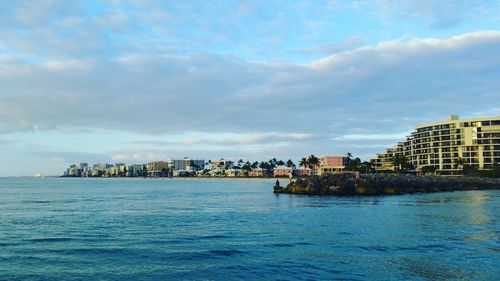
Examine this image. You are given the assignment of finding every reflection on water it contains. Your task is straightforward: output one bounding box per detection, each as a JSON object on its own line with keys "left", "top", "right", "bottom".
{"left": 396, "top": 257, "right": 478, "bottom": 281}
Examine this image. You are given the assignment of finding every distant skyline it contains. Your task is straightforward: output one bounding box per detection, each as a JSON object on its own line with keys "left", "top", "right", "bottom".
{"left": 1, "top": 1, "right": 500, "bottom": 176}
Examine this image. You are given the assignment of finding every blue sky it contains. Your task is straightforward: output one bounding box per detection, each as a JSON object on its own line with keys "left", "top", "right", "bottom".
{"left": 1, "top": 0, "right": 500, "bottom": 176}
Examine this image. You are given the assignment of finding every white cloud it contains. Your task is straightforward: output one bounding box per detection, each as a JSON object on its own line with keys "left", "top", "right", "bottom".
{"left": 1, "top": 31, "right": 500, "bottom": 164}
{"left": 43, "top": 59, "right": 91, "bottom": 71}
{"left": 332, "top": 133, "right": 409, "bottom": 141}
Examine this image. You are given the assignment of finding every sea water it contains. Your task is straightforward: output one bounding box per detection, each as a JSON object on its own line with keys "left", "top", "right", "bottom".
{"left": 0, "top": 177, "right": 498, "bottom": 280}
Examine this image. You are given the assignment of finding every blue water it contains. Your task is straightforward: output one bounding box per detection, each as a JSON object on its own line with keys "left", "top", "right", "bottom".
{"left": 0, "top": 178, "right": 498, "bottom": 280}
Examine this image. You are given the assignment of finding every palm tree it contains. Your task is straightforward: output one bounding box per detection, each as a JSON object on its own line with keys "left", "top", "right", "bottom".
{"left": 299, "top": 157, "right": 308, "bottom": 168}
{"left": 345, "top": 152, "right": 354, "bottom": 171}
{"left": 307, "top": 155, "right": 320, "bottom": 171}
{"left": 454, "top": 157, "right": 466, "bottom": 174}
{"left": 360, "top": 161, "right": 372, "bottom": 174}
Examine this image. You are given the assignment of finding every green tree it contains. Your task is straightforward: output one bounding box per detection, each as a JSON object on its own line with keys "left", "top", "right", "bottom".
{"left": 359, "top": 161, "right": 372, "bottom": 174}
{"left": 286, "top": 159, "right": 295, "bottom": 168}
{"left": 463, "top": 164, "right": 479, "bottom": 176}
{"left": 454, "top": 157, "right": 466, "bottom": 174}
{"left": 344, "top": 152, "right": 355, "bottom": 171}
{"left": 421, "top": 165, "right": 437, "bottom": 175}
{"left": 344, "top": 153, "right": 362, "bottom": 171}
{"left": 299, "top": 157, "right": 308, "bottom": 168}
{"left": 242, "top": 161, "right": 252, "bottom": 176}
{"left": 493, "top": 162, "right": 500, "bottom": 178}
{"left": 307, "top": 155, "right": 320, "bottom": 170}
{"left": 392, "top": 155, "right": 409, "bottom": 173}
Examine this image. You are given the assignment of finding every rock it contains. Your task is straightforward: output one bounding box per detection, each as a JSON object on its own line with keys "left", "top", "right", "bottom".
{"left": 274, "top": 173, "right": 500, "bottom": 196}
{"left": 383, "top": 187, "right": 396, "bottom": 195}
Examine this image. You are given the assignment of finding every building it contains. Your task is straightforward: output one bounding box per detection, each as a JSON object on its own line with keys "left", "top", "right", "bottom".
{"left": 126, "top": 164, "right": 145, "bottom": 177}
{"left": 67, "top": 164, "right": 81, "bottom": 177}
{"left": 317, "top": 156, "right": 347, "bottom": 175}
{"left": 147, "top": 161, "right": 169, "bottom": 177}
{"left": 209, "top": 158, "right": 233, "bottom": 170}
{"left": 248, "top": 168, "right": 271, "bottom": 177}
{"left": 273, "top": 165, "right": 293, "bottom": 177}
{"left": 173, "top": 170, "right": 192, "bottom": 177}
{"left": 293, "top": 167, "right": 314, "bottom": 177}
{"left": 371, "top": 115, "right": 500, "bottom": 175}
{"left": 225, "top": 168, "right": 242, "bottom": 177}
{"left": 169, "top": 158, "right": 205, "bottom": 172}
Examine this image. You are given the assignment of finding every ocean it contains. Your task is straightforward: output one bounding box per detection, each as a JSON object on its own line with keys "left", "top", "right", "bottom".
{"left": 0, "top": 177, "right": 498, "bottom": 280}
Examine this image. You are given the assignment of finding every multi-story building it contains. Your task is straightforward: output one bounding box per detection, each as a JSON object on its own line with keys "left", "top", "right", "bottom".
{"left": 225, "top": 168, "right": 242, "bottom": 177}
{"left": 248, "top": 168, "right": 271, "bottom": 177}
{"left": 371, "top": 115, "right": 500, "bottom": 175}
{"left": 273, "top": 165, "right": 293, "bottom": 177}
{"left": 293, "top": 167, "right": 315, "bottom": 177}
{"left": 209, "top": 158, "right": 233, "bottom": 170}
{"left": 147, "top": 161, "right": 169, "bottom": 177}
{"left": 169, "top": 158, "right": 205, "bottom": 172}
{"left": 126, "top": 164, "right": 145, "bottom": 177}
{"left": 317, "top": 156, "right": 347, "bottom": 175}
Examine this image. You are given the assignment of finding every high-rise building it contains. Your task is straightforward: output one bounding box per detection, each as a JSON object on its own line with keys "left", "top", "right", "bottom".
{"left": 168, "top": 157, "right": 205, "bottom": 171}
{"left": 147, "top": 161, "right": 169, "bottom": 177}
{"left": 371, "top": 115, "right": 500, "bottom": 175}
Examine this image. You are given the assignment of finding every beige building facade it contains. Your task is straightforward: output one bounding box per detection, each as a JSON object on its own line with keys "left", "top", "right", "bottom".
{"left": 317, "top": 156, "right": 347, "bottom": 175}
{"left": 371, "top": 115, "right": 500, "bottom": 175}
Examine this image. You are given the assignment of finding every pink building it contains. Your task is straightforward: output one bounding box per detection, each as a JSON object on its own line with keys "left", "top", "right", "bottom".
{"left": 273, "top": 166, "right": 293, "bottom": 177}
{"left": 318, "top": 156, "right": 347, "bottom": 175}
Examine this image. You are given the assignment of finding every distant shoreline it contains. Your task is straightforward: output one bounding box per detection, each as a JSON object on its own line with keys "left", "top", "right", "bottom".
{"left": 4, "top": 176, "right": 280, "bottom": 181}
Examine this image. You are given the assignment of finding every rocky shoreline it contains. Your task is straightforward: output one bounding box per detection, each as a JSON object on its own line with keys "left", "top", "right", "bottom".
{"left": 273, "top": 173, "right": 500, "bottom": 196}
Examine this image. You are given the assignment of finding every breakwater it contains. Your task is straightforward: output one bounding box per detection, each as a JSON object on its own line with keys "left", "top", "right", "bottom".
{"left": 274, "top": 173, "right": 500, "bottom": 196}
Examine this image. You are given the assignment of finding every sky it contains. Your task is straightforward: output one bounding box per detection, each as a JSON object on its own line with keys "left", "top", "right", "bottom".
{"left": 1, "top": 0, "right": 500, "bottom": 176}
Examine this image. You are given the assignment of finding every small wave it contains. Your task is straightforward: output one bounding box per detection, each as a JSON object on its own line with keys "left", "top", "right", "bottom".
{"left": 28, "top": 237, "right": 73, "bottom": 243}
{"left": 207, "top": 249, "right": 247, "bottom": 257}
{"left": 168, "top": 234, "right": 229, "bottom": 243}
{"left": 173, "top": 249, "right": 249, "bottom": 261}
{"left": 200, "top": 235, "right": 228, "bottom": 240}
{"left": 359, "top": 246, "right": 388, "bottom": 253}
{"left": 359, "top": 244, "right": 451, "bottom": 253}
{"left": 397, "top": 244, "right": 451, "bottom": 252}
{"left": 22, "top": 200, "right": 52, "bottom": 204}
{"left": 0, "top": 242, "right": 19, "bottom": 247}
{"left": 268, "top": 241, "right": 311, "bottom": 248}
{"left": 45, "top": 247, "right": 135, "bottom": 256}
{"left": 269, "top": 243, "right": 295, "bottom": 248}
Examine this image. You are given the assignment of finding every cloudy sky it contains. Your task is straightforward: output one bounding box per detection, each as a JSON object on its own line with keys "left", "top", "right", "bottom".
{"left": 1, "top": 0, "right": 500, "bottom": 176}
